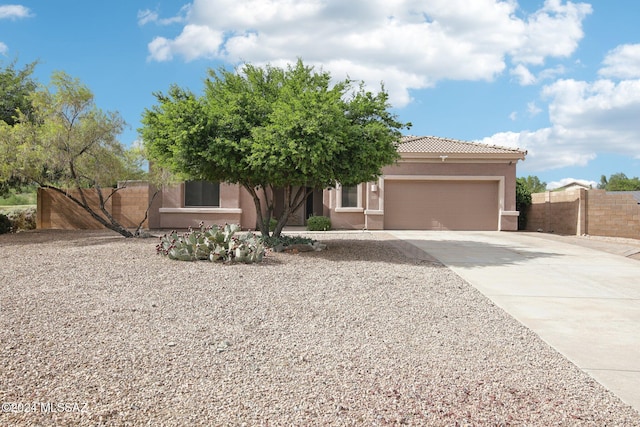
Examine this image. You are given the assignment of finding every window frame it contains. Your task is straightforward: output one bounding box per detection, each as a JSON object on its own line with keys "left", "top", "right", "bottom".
{"left": 335, "top": 183, "right": 364, "bottom": 212}
{"left": 184, "top": 180, "right": 220, "bottom": 208}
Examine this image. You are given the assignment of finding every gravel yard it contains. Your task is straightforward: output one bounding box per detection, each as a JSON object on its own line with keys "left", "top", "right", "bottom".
{"left": 1, "top": 230, "right": 638, "bottom": 426}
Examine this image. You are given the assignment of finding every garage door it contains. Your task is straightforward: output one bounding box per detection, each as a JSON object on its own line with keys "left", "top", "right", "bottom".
{"left": 383, "top": 180, "right": 499, "bottom": 230}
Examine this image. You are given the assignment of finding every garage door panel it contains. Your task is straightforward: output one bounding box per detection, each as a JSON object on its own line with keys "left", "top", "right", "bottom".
{"left": 384, "top": 180, "right": 499, "bottom": 230}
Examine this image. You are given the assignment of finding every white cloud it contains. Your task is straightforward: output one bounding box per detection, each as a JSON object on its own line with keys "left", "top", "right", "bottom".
{"left": 137, "top": 9, "right": 159, "bottom": 26}
{"left": 509, "top": 111, "right": 518, "bottom": 121}
{"left": 148, "top": 25, "right": 223, "bottom": 62}
{"left": 477, "top": 128, "right": 598, "bottom": 171}
{"left": 547, "top": 177, "right": 596, "bottom": 190}
{"left": 0, "top": 4, "right": 32, "bottom": 20}
{"left": 527, "top": 102, "right": 542, "bottom": 116}
{"left": 511, "top": 64, "right": 536, "bottom": 85}
{"left": 481, "top": 46, "right": 640, "bottom": 172}
{"left": 138, "top": 6, "right": 189, "bottom": 26}
{"left": 510, "top": 0, "right": 592, "bottom": 65}
{"left": 511, "top": 64, "right": 567, "bottom": 86}
{"left": 145, "top": 0, "right": 591, "bottom": 107}
{"left": 0, "top": 5, "right": 33, "bottom": 55}
{"left": 599, "top": 44, "right": 640, "bottom": 80}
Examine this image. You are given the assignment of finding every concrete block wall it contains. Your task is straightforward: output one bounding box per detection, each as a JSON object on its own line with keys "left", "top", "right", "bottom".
{"left": 526, "top": 189, "right": 640, "bottom": 239}
{"left": 112, "top": 182, "right": 151, "bottom": 228}
{"left": 37, "top": 184, "right": 151, "bottom": 230}
{"left": 587, "top": 190, "right": 640, "bottom": 239}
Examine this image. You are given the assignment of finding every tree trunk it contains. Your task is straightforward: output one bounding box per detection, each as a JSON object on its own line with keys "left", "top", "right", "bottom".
{"left": 243, "top": 184, "right": 270, "bottom": 237}
{"left": 271, "top": 185, "right": 311, "bottom": 237}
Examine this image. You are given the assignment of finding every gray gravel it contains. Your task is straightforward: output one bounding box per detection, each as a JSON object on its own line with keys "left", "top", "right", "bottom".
{"left": 1, "top": 229, "right": 638, "bottom": 426}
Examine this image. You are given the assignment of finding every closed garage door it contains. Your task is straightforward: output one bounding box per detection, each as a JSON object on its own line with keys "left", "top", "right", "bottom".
{"left": 384, "top": 180, "right": 499, "bottom": 230}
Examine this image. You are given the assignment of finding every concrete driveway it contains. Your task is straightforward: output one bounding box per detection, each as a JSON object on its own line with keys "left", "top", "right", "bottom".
{"left": 387, "top": 230, "right": 640, "bottom": 412}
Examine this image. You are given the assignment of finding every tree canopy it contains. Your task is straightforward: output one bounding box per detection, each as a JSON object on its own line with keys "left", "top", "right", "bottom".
{"left": 0, "top": 59, "right": 37, "bottom": 126}
{"left": 0, "top": 60, "right": 38, "bottom": 195}
{"left": 515, "top": 177, "right": 533, "bottom": 230}
{"left": 518, "top": 175, "right": 547, "bottom": 193}
{"left": 141, "top": 60, "right": 411, "bottom": 236}
{"left": 598, "top": 173, "right": 640, "bottom": 191}
{"left": 0, "top": 70, "right": 147, "bottom": 237}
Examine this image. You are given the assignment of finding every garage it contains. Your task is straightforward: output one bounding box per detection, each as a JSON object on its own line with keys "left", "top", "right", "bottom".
{"left": 383, "top": 179, "right": 500, "bottom": 230}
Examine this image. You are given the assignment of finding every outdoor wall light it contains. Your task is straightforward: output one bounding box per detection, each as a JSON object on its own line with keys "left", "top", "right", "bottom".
{"left": 371, "top": 184, "right": 378, "bottom": 192}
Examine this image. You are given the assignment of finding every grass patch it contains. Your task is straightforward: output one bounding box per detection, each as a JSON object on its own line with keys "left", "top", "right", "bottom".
{"left": 0, "top": 189, "right": 37, "bottom": 206}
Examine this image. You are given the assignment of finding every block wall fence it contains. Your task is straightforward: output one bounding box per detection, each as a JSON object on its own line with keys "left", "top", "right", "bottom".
{"left": 37, "top": 182, "right": 154, "bottom": 230}
{"left": 525, "top": 188, "right": 640, "bottom": 239}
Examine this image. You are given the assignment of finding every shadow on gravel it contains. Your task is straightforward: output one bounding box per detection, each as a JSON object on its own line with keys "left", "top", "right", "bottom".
{"left": 287, "top": 238, "right": 442, "bottom": 266}
{"left": 0, "top": 229, "right": 134, "bottom": 247}
{"left": 293, "top": 235, "right": 562, "bottom": 268}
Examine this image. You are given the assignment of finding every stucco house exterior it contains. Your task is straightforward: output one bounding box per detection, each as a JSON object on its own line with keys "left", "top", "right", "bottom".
{"left": 147, "top": 135, "right": 527, "bottom": 231}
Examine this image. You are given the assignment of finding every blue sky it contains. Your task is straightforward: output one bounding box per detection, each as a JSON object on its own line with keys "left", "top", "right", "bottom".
{"left": 2, "top": 0, "right": 639, "bottom": 189}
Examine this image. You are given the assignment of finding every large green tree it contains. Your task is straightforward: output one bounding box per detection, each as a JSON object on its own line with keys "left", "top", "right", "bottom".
{"left": 141, "top": 60, "right": 410, "bottom": 236}
{"left": 0, "top": 60, "right": 38, "bottom": 195}
{"left": 598, "top": 173, "right": 640, "bottom": 191}
{"left": 0, "top": 59, "right": 37, "bottom": 126}
{"left": 0, "top": 71, "right": 149, "bottom": 237}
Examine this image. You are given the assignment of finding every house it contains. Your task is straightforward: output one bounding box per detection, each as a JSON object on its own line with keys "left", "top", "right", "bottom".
{"left": 147, "top": 135, "right": 527, "bottom": 231}
{"left": 552, "top": 181, "right": 592, "bottom": 192}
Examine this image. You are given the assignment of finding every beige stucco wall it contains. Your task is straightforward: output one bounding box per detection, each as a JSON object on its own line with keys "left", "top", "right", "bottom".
{"left": 39, "top": 157, "right": 522, "bottom": 233}
{"left": 327, "top": 160, "right": 520, "bottom": 231}
{"left": 155, "top": 182, "right": 246, "bottom": 230}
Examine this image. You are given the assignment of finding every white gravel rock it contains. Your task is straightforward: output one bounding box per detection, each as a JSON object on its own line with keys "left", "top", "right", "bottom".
{"left": 0, "top": 229, "right": 638, "bottom": 426}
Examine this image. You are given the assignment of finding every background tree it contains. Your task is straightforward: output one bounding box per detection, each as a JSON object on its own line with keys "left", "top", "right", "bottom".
{"left": 515, "top": 177, "right": 532, "bottom": 230}
{"left": 0, "top": 71, "right": 148, "bottom": 237}
{"left": 0, "top": 60, "right": 38, "bottom": 196}
{"left": 598, "top": 173, "right": 640, "bottom": 191}
{"left": 519, "top": 175, "right": 547, "bottom": 193}
{"left": 141, "top": 60, "right": 411, "bottom": 237}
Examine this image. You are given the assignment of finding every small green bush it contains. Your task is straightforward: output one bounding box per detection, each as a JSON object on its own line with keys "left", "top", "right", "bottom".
{"left": 6, "top": 207, "right": 36, "bottom": 231}
{"left": 307, "top": 215, "right": 331, "bottom": 231}
{"left": 269, "top": 218, "right": 278, "bottom": 232}
{"left": 260, "top": 234, "right": 316, "bottom": 249}
{"left": 0, "top": 214, "right": 11, "bottom": 234}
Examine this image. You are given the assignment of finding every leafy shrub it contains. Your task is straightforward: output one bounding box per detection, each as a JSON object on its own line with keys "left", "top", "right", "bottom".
{"left": 516, "top": 178, "right": 532, "bottom": 230}
{"left": 0, "top": 214, "right": 11, "bottom": 234}
{"left": 269, "top": 218, "right": 278, "bottom": 232}
{"left": 156, "top": 222, "right": 265, "bottom": 263}
{"left": 306, "top": 215, "right": 331, "bottom": 231}
{"left": 6, "top": 207, "right": 37, "bottom": 231}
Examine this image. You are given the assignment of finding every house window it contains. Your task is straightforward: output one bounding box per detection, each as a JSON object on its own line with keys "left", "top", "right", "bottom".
{"left": 341, "top": 186, "right": 359, "bottom": 208}
{"left": 336, "top": 183, "right": 363, "bottom": 212}
{"left": 185, "top": 181, "right": 220, "bottom": 207}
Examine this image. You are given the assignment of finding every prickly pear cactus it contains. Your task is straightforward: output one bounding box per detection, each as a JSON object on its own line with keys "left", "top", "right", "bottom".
{"left": 156, "top": 222, "right": 265, "bottom": 263}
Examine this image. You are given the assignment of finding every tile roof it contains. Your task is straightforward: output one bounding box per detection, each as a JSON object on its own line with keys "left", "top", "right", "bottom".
{"left": 398, "top": 135, "right": 526, "bottom": 156}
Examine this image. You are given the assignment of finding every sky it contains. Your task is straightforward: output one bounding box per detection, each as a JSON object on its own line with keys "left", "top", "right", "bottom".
{"left": 1, "top": 0, "right": 639, "bottom": 190}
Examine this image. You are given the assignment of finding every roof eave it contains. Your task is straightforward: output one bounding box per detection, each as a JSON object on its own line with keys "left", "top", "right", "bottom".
{"left": 399, "top": 152, "right": 527, "bottom": 162}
